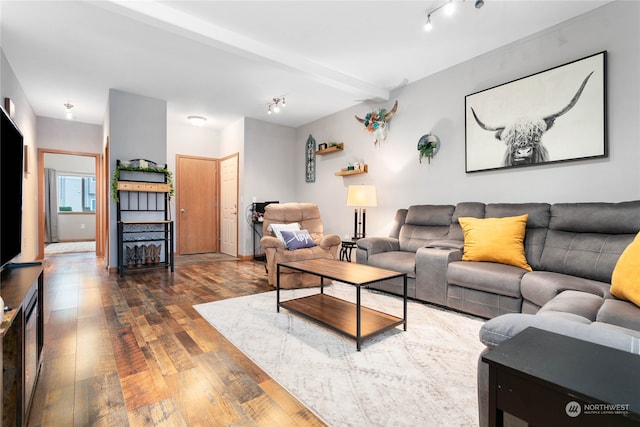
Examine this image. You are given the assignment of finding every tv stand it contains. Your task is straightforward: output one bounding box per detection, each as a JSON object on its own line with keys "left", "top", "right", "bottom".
{"left": 6, "top": 261, "right": 43, "bottom": 269}
{"left": 1, "top": 263, "right": 44, "bottom": 426}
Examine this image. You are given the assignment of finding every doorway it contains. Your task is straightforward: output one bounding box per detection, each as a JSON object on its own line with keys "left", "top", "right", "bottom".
{"left": 38, "top": 149, "right": 104, "bottom": 259}
{"left": 176, "top": 155, "right": 219, "bottom": 254}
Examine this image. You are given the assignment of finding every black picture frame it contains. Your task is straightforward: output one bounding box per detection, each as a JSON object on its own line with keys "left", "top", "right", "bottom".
{"left": 465, "top": 51, "right": 607, "bottom": 173}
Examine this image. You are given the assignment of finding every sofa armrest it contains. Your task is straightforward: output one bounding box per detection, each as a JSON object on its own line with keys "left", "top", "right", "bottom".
{"left": 260, "top": 235, "right": 285, "bottom": 250}
{"left": 415, "top": 247, "right": 462, "bottom": 305}
{"left": 520, "top": 272, "right": 612, "bottom": 311}
{"left": 355, "top": 237, "right": 400, "bottom": 265}
{"left": 426, "top": 239, "right": 464, "bottom": 251}
{"left": 317, "top": 233, "right": 341, "bottom": 249}
{"left": 356, "top": 237, "right": 399, "bottom": 254}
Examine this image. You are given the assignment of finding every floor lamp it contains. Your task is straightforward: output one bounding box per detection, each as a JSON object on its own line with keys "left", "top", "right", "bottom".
{"left": 346, "top": 185, "right": 377, "bottom": 240}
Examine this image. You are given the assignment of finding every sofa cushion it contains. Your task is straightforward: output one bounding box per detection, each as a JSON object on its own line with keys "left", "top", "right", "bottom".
{"left": 549, "top": 201, "right": 640, "bottom": 234}
{"left": 281, "top": 229, "right": 316, "bottom": 250}
{"left": 459, "top": 214, "right": 532, "bottom": 271}
{"left": 449, "top": 202, "right": 486, "bottom": 241}
{"left": 540, "top": 230, "right": 634, "bottom": 283}
{"left": 447, "top": 261, "right": 527, "bottom": 298}
{"left": 597, "top": 298, "right": 640, "bottom": 331}
{"left": 537, "top": 290, "right": 604, "bottom": 322}
{"left": 268, "top": 223, "right": 301, "bottom": 243}
{"left": 520, "top": 271, "right": 612, "bottom": 309}
{"left": 610, "top": 232, "right": 640, "bottom": 307}
{"left": 479, "top": 313, "right": 640, "bottom": 351}
{"left": 486, "top": 203, "right": 551, "bottom": 269}
{"left": 368, "top": 251, "right": 416, "bottom": 277}
{"left": 398, "top": 205, "right": 454, "bottom": 252}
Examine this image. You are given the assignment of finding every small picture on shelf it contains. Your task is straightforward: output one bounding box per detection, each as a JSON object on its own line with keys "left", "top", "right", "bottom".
{"left": 318, "top": 143, "right": 328, "bottom": 150}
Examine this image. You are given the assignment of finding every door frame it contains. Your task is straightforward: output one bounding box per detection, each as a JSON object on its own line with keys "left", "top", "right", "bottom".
{"left": 37, "top": 148, "right": 104, "bottom": 259}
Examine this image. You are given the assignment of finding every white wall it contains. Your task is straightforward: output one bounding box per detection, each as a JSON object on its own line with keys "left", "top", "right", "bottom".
{"left": 37, "top": 116, "right": 102, "bottom": 153}
{"left": 57, "top": 213, "right": 95, "bottom": 241}
{"left": 166, "top": 119, "right": 222, "bottom": 226}
{"left": 294, "top": 1, "right": 640, "bottom": 240}
{"left": 1, "top": 51, "right": 39, "bottom": 263}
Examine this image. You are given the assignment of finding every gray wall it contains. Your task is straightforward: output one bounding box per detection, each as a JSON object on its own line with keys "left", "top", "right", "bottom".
{"left": 107, "top": 89, "right": 167, "bottom": 267}
{"left": 294, "top": 1, "right": 640, "bottom": 240}
{"left": 240, "top": 118, "right": 298, "bottom": 255}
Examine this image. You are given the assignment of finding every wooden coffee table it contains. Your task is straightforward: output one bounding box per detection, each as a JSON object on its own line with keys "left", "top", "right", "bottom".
{"left": 276, "top": 258, "right": 407, "bottom": 351}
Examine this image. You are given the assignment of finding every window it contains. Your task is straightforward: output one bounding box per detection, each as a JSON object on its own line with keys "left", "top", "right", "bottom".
{"left": 58, "top": 174, "right": 96, "bottom": 212}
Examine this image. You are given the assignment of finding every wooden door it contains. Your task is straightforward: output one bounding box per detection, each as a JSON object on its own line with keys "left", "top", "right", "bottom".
{"left": 176, "top": 155, "right": 219, "bottom": 254}
{"left": 220, "top": 154, "right": 238, "bottom": 257}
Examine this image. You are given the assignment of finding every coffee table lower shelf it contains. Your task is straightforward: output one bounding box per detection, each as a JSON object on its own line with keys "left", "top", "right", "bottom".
{"left": 279, "top": 293, "right": 404, "bottom": 346}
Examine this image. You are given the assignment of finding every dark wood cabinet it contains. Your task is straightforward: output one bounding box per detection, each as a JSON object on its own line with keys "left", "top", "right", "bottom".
{"left": 1, "top": 264, "right": 44, "bottom": 427}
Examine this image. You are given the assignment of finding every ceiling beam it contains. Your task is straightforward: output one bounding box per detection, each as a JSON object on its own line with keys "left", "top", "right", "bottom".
{"left": 93, "top": 0, "right": 390, "bottom": 101}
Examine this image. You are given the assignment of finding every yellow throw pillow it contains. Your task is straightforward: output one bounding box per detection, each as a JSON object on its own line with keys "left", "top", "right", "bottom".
{"left": 458, "top": 214, "right": 532, "bottom": 271}
{"left": 611, "top": 232, "right": 640, "bottom": 307}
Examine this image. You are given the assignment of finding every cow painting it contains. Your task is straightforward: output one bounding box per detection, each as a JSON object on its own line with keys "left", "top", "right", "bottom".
{"left": 471, "top": 72, "right": 593, "bottom": 167}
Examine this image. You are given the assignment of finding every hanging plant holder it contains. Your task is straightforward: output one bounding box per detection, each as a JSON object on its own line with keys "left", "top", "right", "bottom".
{"left": 418, "top": 133, "right": 441, "bottom": 164}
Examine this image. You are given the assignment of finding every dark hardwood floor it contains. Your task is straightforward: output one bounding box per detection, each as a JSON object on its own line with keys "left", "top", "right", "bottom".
{"left": 27, "top": 252, "right": 326, "bottom": 426}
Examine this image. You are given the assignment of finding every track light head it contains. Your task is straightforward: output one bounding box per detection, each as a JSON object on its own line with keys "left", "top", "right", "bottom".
{"left": 424, "top": 15, "right": 433, "bottom": 31}
{"left": 475, "top": 0, "right": 485, "bottom": 9}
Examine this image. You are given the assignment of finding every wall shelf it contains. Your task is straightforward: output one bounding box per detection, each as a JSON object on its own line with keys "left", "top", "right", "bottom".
{"left": 316, "top": 143, "right": 344, "bottom": 155}
{"left": 335, "top": 164, "right": 368, "bottom": 176}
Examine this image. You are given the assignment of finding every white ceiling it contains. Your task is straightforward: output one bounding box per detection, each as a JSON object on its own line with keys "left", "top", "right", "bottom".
{"left": 0, "top": 0, "right": 611, "bottom": 131}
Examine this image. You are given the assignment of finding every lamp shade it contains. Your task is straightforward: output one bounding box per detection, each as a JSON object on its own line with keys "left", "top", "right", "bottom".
{"left": 346, "top": 185, "right": 377, "bottom": 207}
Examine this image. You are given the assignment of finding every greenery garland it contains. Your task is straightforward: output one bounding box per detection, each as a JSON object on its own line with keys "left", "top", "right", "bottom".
{"left": 111, "top": 164, "right": 175, "bottom": 202}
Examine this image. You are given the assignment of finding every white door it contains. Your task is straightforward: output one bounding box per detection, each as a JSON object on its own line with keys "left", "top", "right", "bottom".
{"left": 220, "top": 154, "right": 238, "bottom": 256}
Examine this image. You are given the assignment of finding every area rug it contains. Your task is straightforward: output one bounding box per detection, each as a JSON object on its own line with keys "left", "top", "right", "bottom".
{"left": 45, "top": 241, "right": 95, "bottom": 254}
{"left": 194, "top": 283, "right": 485, "bottom": 426}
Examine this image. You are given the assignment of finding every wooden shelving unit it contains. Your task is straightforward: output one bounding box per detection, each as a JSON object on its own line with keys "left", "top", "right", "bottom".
{"left": 116, "top": 161, "right": 174, "bottom": 277}
{"left": 335, "top": 164, "right": 368, "bottom": 176}
{"left": 316, "top": 143, "right": 344, "bottom": 155}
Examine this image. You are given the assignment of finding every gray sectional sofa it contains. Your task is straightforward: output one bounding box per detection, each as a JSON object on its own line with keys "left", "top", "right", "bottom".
{"left": 356, "top": 201, "right": 640, "bottom": 426}
{"left": 356, "top": 201, "right": 640, "bottom": 321}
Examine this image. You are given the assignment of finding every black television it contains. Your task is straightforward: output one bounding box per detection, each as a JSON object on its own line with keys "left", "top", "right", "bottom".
{"left": 1, "top": 105, "right": 24, "bottom": 270}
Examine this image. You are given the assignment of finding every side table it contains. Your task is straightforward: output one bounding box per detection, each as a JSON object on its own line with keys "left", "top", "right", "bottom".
{"left": 482, "top": 327, "right": 640, "bottom": 427}
{"left": 339, "top": 240, "right": 357, "bottom": 262}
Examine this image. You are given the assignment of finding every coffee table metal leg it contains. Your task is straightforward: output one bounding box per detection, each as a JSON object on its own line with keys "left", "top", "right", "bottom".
{"left": 277, "top": 264, "right": 281, "bottom": 313}
{"left": 356, "top": 285, "right": 361, "bottom": 351}
{"left": 403, "top": 274, "right": 407, "bottom": 331}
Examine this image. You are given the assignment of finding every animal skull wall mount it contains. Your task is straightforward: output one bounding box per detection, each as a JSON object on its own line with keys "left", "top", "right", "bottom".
{"left": 355, "top": 100, "right": 398, "bottom": 146}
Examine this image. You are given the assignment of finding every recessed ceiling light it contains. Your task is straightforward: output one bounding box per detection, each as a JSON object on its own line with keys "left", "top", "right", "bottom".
{"left": 187, "top": 115, "right": 207, "bottom": 127}
{"left": 64, "top": 102, "right": 74, "bottom": 120}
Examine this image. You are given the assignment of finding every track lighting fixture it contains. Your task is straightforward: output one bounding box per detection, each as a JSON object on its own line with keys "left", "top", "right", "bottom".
{"left": 424, "top": 15, "right": 433, "bottom": 31}
{"left": 267, "top": 97, "right": 286, "bottom": 115}
{"left": 443, "top": 0, "right": 455, "bottom": 16}
{"left": 424, "top": 0, "right": 484, "bottom": 32}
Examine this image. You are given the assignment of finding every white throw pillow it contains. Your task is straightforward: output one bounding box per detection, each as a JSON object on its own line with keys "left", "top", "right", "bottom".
{"left": 267, "top": 223, "right": 301, "bottom": 243}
